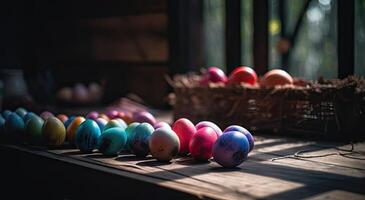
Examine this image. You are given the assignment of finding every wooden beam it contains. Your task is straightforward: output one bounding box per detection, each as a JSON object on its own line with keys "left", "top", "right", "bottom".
{"left": 338, "top": 0, "right": 355, "bottom": 79}
{"left": 225, "top": 0, "right": 242, "bottom": 73}
{"left": 253, "top": 0, "right": 269, "bottom": 75}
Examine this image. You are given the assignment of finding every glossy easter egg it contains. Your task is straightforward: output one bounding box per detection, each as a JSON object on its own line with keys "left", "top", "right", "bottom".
{"left": 172, "top": 118, "right": 196, "bottom": 155}
{"left": 149, "top": 128, "right": 180, "bottom": 162}
{"left": 42, "top": 117, "right": 66, "bottom": 146}
{"left": 118, "top": 112, "right": 133, "bottom": 124}
{"left": 24, "top": 112, "right": 37, "bottom": 124}
{"left": 212, "top": 131, "right": 250, "bottom": 168}
{"left": 15, "top": 107, "right": 27, "bottom": 119}
{"left": 98, "top": 127, "right": 127, "bottom": 156}
{"left": 95, "top": 118, "right": 108, "bottom": 131}
{"left": 106, "top": 110, "right": 119, "bottom": 119}
{"left": 86, "top": 111, "right": 99, "bottom": 120}
{"left": 195, "top": 121, "right": 222, "bottom": 137}
{"left": 103, "top": 119, "right": 127, "bottom": 132}
{"left": 75, "top": 119, "right": 101, "bottom": 153}
{"left": 25, "top": 115, "right": 44, "bottom": 145}
{"left": 40, "top": 111, "right": 54, "bottom": 120}
{"left": 66, "top": 116, "right": 85, "bottom": 143}
{"left": 228, "top": 66, "right": 258, "bottom": 85}
{"left": 260, "top": 69, "right": 293, "bottom": 87}
{"left": 201, "top": 67, "right": 227, "bottom": 84}
{"left": 114, "top": 118, "right": 127, "bottom": 129}
{"left": 99, "top": 114, "right": 110, "bottom": 121}
{"left": 133, "top": 111, "right": 156, "bottom": 126}
{"left": 125, "top": 122, "right": 140, "bottom": 150}
{"left": 154, "top": 121, "right": 171, "bottom": 130}
{"left": 56, "top": 114, "right": 68, "bottom": 124}
{"left": 64, "top": 116, "right": 75, "bottom": 128}
{"left": 224, "top": 125, "right": 254, "bottom": 152}
{"left": 4, "top": 112, "right": 25, "bottom": 142}
{"left": 2, "top": 110, "right": 12, "bottom": 120}
{"left": 189, "top": 127, "right": 218, "bottom": 160}
{"left": 130, "top": 123, "right": 154, "bottom": 157}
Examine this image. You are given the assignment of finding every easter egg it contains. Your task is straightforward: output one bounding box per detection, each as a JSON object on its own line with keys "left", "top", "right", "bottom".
{"left": 56, "top": 114, "right": 68, "bottom": 123}
{"left": 195, "top": 121, "right": 222, "bottom": 137}
{"left": 25, "top": 115, "right": 44, "bottom": 145}
{"left": 24, "top": 112, "right": 37, "bottom": 124}
{"left": 154, "top": 121, "right": 171, "bottom": 130}
{"left": 86, "top": 111, "right": 99, "bottom": 120}
{"left": 0, "top": 115, "right": 6, "bottom": 137}
{"left": 172, "top": 118, "right": 196, "bottom": 155}
{"left": 212, "top": 131, "right": 250, "bottom": 168}
{"left": 64, "top": 116, "right": 76, "bottom": 128}
{"left": 57, "top": 87, "right": 73, "bottom": 101}
{"left": 88, "top": 82, "right": 102, "bottom": 101}
{"left": 130, "top": 123, "right": 154, "bottom": 157}
{"left": 114, "top": 118, "right": 127, "bottom": 129}
{"left": 228, "top": 66, "right": 258, "bottom": 85}
{"left": 15, "top": 107, "right": 27, "bottom": 119}
{"left": 133, "top": 111, "right": 156, "bottom": 126}
{"left": 118, "top": 112, "right": 133, "bottom": 124}
{"left": 201, "top": 67, "right": 227, "bottom": 84}
{"left": 260, "top": 69, "right": 293, "bottom": 87}
{"left": 4, "top": 112, "right": 25, "bottom": 142}
{"left": 103, "top": 119, "right": 127, "bottom": 132}
{"left": 189, "top": 127, "right": 218, "bottom": 160}
{"left": 125, "top": 122, "right": 140, "bottom": 150}
{"left": 99, "top": 114, "right": 110, "bottom": 121}
{"left": 73, "top": 83, "right": 89, "bottom": 102}
{"left": 66, "top": 116, "right": 85, "bottom": 143}
{"left": 95, "top": 118, "right": 108, "bottom": 131}
{"left": 106, "top": 110, "right": 119, "bottom": 119}
{"left": 224, "top": 125, "right": 254, "bottom": 152}
{"left": 40, "top": 111, "right": 54, "bottom": 120}
{"left": 149, "top": 128, "right": 180, "bottom": 162}
{"left": 42, "top": 117, "right": 66, "bottom": 146}
{"left": 2, "top": 110, "right": 12, "bottom": 120}
{"left": 75, "top": 119, "right": 101, "bottom": 153}
{"left": 98, "top": 127, "right": 127, "bottom": 156}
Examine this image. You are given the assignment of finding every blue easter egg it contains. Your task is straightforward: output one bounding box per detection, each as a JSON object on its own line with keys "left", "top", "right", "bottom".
{"left": 125, "top": 122, "right": 140, "bottom": 150}
{"left": 224, "top": 125, "right": 254, "bottom": 152}
{"left": 130, "top": 123, "right": 154, "bottom": 157}
{"left": 2, "top": 110, "right": 12, "bottom": 120}
{"left": 15, "top": 107, "right": 27, "bottom": 119}
{"left": 98, "top": 127, "right": 127, "bottom": 156}
{"left": 4, "top": 112, "right": 25, "bottom": 142}
{"left": 212, "top": 131, "right": 250, "bottom": 168}
{"left": 64, "top": 116, "right": 76, "bottom": 128}
{"left": 0, "top": 115, "right": 5, "bottom": 136}
{"left": 24, "top": 112, "right": 37, "bottom": 124}
{"left": 75, "top": 119, "right": 101, "bottom": 153}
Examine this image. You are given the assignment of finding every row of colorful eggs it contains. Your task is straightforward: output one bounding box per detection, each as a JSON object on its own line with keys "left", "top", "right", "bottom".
{"left": 201, "top": 66, "right": 294, "bottom": 87}
{"left": 0, "top": 108, "right": 254, "bottom": 168}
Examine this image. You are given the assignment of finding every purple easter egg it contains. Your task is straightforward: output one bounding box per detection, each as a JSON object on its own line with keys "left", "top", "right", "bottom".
{"left": 133, "top": 111, "right": 156, "bottom": 126}
{"left": 86, "top": 111, "right": 99, "bottom": 120}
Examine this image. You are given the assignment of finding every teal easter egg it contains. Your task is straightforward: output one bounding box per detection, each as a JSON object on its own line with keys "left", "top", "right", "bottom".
{"left": 98, "top": 127, "right": 127, "bottom": 156}
{"left": 125, "top": 122, "right": 140, "bottom": 150}
{"left": 4, "top": 112, "right": 25, "bottom": 142}
{"left": 0, "top": 115, "right": 5, "bottom": 137}
{"left": 25, "top": 115, "right": 44, "bottom": 145}
{"left": 130, "top": 122, "right": 154, "bottom": 157}
{"left": 15, "top": 107, "right": 27, "bottom": 119}
{"left": 103, "top": 119, "right": 126, "bottom": 132}
{"left": 114, "top": 118, "right": 127, "bottom": 129}
{"left": 76, "top": 119, "right": 101, "bottom": 153}
{"left": 2, "top": 110, "right": 12, "bottom": 120}
{"left": 24, "top": 112, "right": 37, "bottom": 124}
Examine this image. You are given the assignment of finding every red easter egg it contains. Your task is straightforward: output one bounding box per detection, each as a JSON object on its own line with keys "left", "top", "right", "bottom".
{"left": 228, "top": 66, "right": 258, "bottom": 85}
{"left": 201, "top": 67, "right": 227, "bottom": 84}
{"left": 56, "top": 114, "right": 68, "bottom": 123}
{"left": 195, "top": 121, "right": 222, "bottom": 137}
{"left": 189, "top": 127, "right": 218, "bottom": 160}
{"left": 172, "top": 118, "right": 196, "bottom": 155}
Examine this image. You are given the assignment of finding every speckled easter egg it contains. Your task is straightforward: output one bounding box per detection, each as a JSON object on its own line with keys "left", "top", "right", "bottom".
{"left": 195, "top": 121, "right": 222, "bottom": 137}
{"left": 56, "top": 114, "right": 68, "bottom": 124}
{"left": 86, "top": 111, "right": 99, "bottom": 120}
{"left": 66, "top": 116, "right": 85, "bottom": 143}
{"left": 149, "top": 128, "right": 180, "bottom": 162}
{"left": 4, "top": 112, "right": 25, "bottom": 142}
{"left": 103, "top": 119, "right": 127, "bottom": 132}
{"left": 125, "top": 122, "right": 140, "bottom": 150}
{"left": 189, "top": 127, "right": 218, "bottom": 160}
{"left": 224, "top": 125, "right": 254, "bottom": 152}
{"left": 75, "top": 119, "right": 101, "bottom": 153}
{"left": 95, "top": 118, "right": 108, "bottom": 131}
{"left": 15, "top": 107, "right": 27, "bottom": 119}
{"left": 98, "top": 127, "right": 127, "bottom": 156}
{"left": 133, "top": 111, "right": 156, "bottom": 126}
{"left": 25, "top": 115, "right": 44, "bottom": 145}
{"left": 42, "top": 117, "right": 66, "bottom": 146}
{"left": 24, "top": 112, "right": 37, "bottom": 124}
{"left": 172, "top": 118, "right": 196, "bottom": 155}
{"left": 40, "top": 111, "right": 54, "bottom": 120}
{"left": 130, "top": 123, "right": 154, "bottom": 157}
{"left": 212, "top": 131, "right": 250, "bottom": 168}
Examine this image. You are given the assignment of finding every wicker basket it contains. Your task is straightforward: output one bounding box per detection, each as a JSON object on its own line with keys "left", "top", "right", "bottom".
{"left": 169, "top": 74, "right": 365, "bottom": 141}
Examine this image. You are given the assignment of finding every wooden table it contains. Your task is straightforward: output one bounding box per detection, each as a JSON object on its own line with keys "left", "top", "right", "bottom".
{"left": 1, "top": 135, "right": 364, "bottom": 200}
